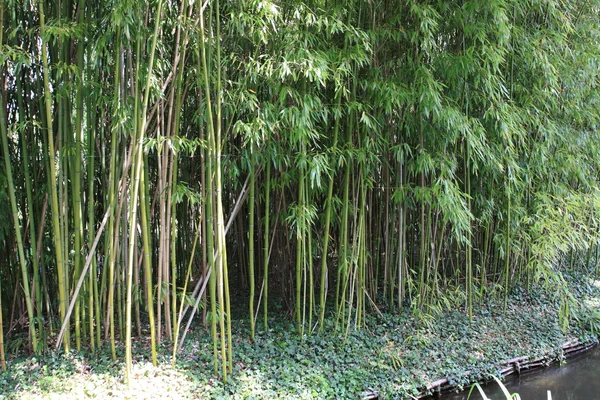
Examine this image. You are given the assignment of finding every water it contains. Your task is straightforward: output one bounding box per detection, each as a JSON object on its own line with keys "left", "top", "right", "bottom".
{"left": 440, "top": 345, "right": 600, "bottom": 400}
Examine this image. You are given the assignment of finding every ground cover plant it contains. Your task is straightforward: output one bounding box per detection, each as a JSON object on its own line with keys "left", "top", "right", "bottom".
{"left": 1, "top": 0, "right": 600, "bottom": 396}
{"left": 2, "top": 267, "right": 599, "bottom": 399}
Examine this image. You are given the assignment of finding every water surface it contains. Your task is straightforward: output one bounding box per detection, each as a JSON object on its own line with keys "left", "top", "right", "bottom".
{"left": 440, "top": 345, "right": 600, "bottom": 400}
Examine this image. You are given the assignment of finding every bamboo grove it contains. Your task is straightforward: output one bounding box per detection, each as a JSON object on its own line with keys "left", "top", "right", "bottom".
{"left": 1, "top": 0, "right": 600, "bottom": 382}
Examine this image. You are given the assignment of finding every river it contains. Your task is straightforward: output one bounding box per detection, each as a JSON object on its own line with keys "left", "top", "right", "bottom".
{"left": 440, "top": 345, "right": 600, "bottom": 400}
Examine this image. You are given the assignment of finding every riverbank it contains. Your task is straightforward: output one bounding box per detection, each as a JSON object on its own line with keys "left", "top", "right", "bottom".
{"left": 2, "top": 270, "right": 599, "bottom": 399}
{"left": 414, "top": 337, "right": 598, "bottom": 399}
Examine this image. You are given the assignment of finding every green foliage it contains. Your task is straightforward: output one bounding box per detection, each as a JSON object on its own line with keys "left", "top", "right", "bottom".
{"left": 1, "top": 275, "right": 592, "bottom": 399}
{"left": 2, "top": 0, "right": 600, "bottom": 390}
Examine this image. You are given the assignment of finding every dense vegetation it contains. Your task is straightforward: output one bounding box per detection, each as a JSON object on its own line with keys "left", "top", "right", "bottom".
{"left": 3, "top": 271, "right": 599, "bottom": 399}
{"left": 1, "top": 0, "right": 599, "bottom": 388}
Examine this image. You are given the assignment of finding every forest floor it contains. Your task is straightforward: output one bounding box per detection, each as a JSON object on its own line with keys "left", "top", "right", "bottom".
{"left": 1, "top": 268, "right": 600, "bottom": 399}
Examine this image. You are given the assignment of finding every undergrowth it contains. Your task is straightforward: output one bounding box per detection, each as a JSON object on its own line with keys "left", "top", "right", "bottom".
{"left": 1, "top": 271, "right": 598, "bottom": 399}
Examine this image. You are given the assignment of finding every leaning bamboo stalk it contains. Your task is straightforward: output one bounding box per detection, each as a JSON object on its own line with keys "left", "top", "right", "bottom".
{"left": 55, "top": 209, "right": 111, "bottom": 348}
{"left": 177, "top": 175, "right": 249, "bottom": 325}
{"left": 177, "top": 194, "right": 249, "bottom": 353}
{"left": 173, "top": 223, "right": 200, "bottom": 365}
{"left": 177, "top": 175, "right": 271, "bottom": 353}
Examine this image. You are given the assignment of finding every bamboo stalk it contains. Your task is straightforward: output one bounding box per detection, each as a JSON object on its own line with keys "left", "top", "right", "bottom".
{"left": 262, "top": 161, "right": 271, "bottom": 331}
{"left": 1, "top": 77, "right": 39, "bottom": 353}
{"left": 124, "top": 0, "right": 164, "bottom": 385}
{"left": 198, "top": 0, "right": 220, "bottom": 377}
{"left": 248, "top": 163, "right": 256, "bottom": 339}
{"left": 38, "top": 0, "right": 69, "bottom": 352}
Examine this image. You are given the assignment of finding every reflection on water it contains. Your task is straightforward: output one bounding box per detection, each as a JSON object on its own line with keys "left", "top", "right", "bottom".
{"left": 440, "top": 345, "right": 600, "bottom": 400}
